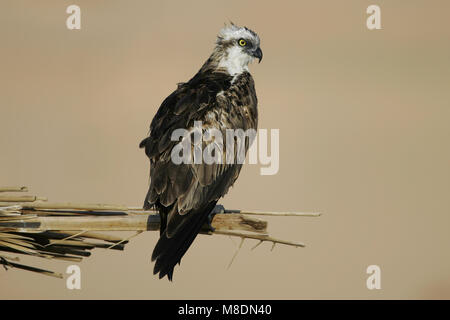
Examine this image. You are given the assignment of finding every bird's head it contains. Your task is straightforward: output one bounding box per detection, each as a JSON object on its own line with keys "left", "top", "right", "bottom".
{"left": 213, "top": 23, "right": 262, "bottom": 76}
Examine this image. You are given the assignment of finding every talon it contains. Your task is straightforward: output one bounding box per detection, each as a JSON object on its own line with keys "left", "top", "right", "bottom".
{"left": 205, "top": 205, "right": 225, "bottom": 233}
{"left": 211, "top": 204, "right": 225, "bottom": 214}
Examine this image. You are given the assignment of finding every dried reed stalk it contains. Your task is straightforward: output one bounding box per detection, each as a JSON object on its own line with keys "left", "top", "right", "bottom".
{"left": 0, "top": 186, "right": 320, "bottom": 278}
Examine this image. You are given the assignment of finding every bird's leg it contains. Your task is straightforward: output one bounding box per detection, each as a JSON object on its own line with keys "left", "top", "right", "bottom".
{"left": 205, "top": 204, "right": 226, "bottom": 233}
{"left": 211, "top": 204, "right": 225, "bottom": 214}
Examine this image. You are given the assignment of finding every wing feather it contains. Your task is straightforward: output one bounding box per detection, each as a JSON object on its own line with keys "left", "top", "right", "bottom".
{"left": 140, "top": 70, "right": 257, "bottom": 279}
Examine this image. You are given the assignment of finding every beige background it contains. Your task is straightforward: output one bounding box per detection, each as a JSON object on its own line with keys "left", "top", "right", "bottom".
{"left": 1, "top": 0, "right": 449, "bottom": 299}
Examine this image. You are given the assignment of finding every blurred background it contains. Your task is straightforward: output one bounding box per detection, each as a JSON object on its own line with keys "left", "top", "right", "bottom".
{"left": 1, "top": 0, "right": 449, "bottom": 299}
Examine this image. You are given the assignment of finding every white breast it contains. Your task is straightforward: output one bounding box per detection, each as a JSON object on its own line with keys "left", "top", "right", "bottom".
{"left": 218, "top": 46, "right": 252, "bottom": 78}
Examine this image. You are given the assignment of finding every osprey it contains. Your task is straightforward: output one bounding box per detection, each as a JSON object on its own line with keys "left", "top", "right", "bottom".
{"left": 140, "top": 24, "right": 262, "bottom": 280}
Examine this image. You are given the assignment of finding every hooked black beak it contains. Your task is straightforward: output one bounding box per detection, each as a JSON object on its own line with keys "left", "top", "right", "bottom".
{"left": 253, "top": 47, "right": 263, "bottom": 63}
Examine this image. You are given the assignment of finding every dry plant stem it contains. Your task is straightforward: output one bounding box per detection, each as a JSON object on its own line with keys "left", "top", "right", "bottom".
{"left": 131, "top": 207, "right": 321, "bottom": 217}
{"left": 0, "top": 195, "right": 47, "bottom": 202}
{"left": 107, "top": 231, "right": 143, "bottom": 249}
{"left": 3, "top": 213, "right": 268, "bottom": 234}
{"left": 213, "top": 230, "right": 306, "bottom": 248}
{"left": 19, "top": 202, "right": 129, "bottom": 211}
{"left": 0, "top": 257, "right": 63, "bottom": 278}
{"left": 233, "top": 210, "right": 322, "bottom": 217}
{"left": 43, "top": 230, "right": 88, "bottom": 247}
{"left": 0, "top": 186, "right": 28, "bottom": 193}
{"left": 60, "top": 231, "right": 126, "bottom": 243}
{"left": 0, "top": 254, "right": 20, "bottom": 262}
{"left": 0, "top": 186, "right": 319, "bottom": 278}
{"left": 227, "top": 237, "right": 245, "bottom": 269}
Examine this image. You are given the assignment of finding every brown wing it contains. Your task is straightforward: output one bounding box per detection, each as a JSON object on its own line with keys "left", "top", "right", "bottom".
{"left": 140, "top": 71, "right": 257, "bottom": 280}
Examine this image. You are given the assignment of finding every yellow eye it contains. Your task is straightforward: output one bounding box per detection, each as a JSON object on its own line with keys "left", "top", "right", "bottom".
{"left": 239, "top": 39, "right": 247, "bottom": 47}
